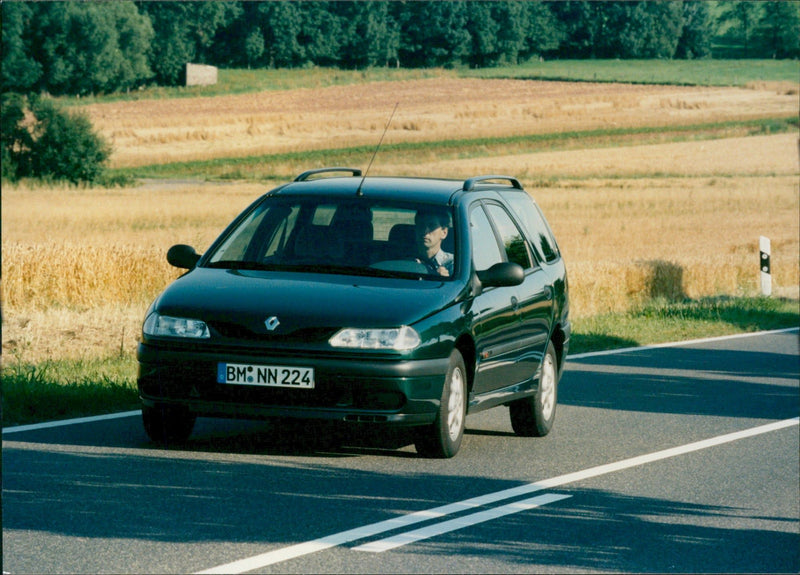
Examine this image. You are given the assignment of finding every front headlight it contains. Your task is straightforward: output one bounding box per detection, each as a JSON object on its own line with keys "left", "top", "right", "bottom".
{"left": 143, "top": 313, "right": 210, "bottom": 339}
{"left": 329, "top": 326, "right": 420, "bottom": 351}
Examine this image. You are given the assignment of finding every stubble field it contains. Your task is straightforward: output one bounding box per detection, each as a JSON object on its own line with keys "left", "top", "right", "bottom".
{"left": 88, "top": 78, "right": 796, "bottom": 169}
{"left": 2, "top": 78, "right": 798, "bottom": 363}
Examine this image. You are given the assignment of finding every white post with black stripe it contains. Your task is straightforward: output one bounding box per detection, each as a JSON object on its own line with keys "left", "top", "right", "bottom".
{"left": 759, "top": 236, "right": 771, "bottom": 296}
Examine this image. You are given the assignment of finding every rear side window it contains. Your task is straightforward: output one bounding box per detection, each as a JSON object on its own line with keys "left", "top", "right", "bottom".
{"left": 485, "top": 204, "right": 532, "bottom": 270}
{"left": 500, "top": 192, "right": 561, "bottom": 264}
{"left": 470, "top": 205, "right": 504, "bottom": 271}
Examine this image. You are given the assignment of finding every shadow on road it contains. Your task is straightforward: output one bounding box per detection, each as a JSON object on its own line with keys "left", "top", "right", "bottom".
{"left": 562, "top": 344, "right": 799, "bottom": 420}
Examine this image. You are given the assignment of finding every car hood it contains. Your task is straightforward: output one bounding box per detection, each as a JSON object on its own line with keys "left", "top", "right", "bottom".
{"left": 152, "top": 267, "right": 462, "bottom": 339}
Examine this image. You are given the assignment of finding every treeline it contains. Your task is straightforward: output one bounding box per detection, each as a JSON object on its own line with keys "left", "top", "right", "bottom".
{"left": 3, "top": 1, "right": 799, "bottom": 96}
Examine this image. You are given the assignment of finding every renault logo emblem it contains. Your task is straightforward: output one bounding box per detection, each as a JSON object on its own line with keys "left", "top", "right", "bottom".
{"left": 265, "top": 316, "right": 280, "bottom": 331}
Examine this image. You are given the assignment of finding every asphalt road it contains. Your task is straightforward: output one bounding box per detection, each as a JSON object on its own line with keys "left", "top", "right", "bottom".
{"left": 3, "top": 329, "right": 798, "bottom": 574}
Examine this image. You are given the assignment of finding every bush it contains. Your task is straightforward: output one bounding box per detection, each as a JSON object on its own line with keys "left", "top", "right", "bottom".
{"left": 1, "top": 95, "right": 110, "bottom": 184}
{"left": 1, "top": 93, "right": 32, "bottom": 179}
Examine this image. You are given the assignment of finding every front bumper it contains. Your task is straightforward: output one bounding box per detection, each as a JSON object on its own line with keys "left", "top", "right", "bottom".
{"left": 137, "top": 343, "right": 449, "bottom": 426}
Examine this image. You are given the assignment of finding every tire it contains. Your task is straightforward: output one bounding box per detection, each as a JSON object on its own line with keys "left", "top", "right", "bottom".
{"left": 142, "top": 404, "right": 196, "bottom": 444}
{"left": 510, "top": 341, "right": 558, "bottom": 437}
{"left": 414, "top": 349, "right": 467, "bottom": 458}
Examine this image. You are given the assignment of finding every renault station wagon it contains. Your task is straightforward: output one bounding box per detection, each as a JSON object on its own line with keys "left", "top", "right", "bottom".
{"left": 137, "top": 168, "right": 569, "bottom": 458}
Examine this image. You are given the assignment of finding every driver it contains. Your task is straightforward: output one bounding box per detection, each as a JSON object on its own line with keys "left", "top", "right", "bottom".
{"left": 415, "top": 209, "right": 454, "bottom": 277}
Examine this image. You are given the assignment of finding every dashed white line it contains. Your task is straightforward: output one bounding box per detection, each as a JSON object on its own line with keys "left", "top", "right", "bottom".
{"left": 353, "top": 493, "right": 573, "bottom": 553}
{"left": 197, "top": 417, "right": 798, "bottom": 574}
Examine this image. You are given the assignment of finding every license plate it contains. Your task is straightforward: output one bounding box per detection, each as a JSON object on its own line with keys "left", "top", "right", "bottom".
{"left": 217, "top": 363, "right": 314, "bottom": 389}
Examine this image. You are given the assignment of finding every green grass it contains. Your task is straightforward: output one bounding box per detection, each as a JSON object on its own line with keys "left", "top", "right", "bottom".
{"left": 2, "top": 296, "right": 796, "bottom": 428}
{"left": 462, "top": 59, "right": 800, "bottom": 87}
{"left": 111, "top": 116, "right": 798, "bottom": 182}
{"left": 62, "top": 67, "right": 459, "bottom": 106}
{"left": 571, "top": 296, "right": 800, "bottom": 354}
{"left": 60, "top": 60, "right": 799, "bottom": 107}
{"left": 2, "top": 355, "right": 140, "bottom": 426}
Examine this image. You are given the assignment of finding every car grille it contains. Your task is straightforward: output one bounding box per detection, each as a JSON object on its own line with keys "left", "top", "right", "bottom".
{"left": 208, "top": 321, "right": 338, "bottom": 344}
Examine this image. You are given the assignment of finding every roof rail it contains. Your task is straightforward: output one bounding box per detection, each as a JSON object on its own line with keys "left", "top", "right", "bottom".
{"left": 294, "top": 167, "right": 363, "bottom": 182}
{"left": 463, "top": 175, "right": 523, "bottom": 192}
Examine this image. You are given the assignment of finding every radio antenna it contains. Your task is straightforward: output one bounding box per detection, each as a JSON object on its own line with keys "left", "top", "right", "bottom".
{"left": 357, "top": 101, "right": 398, "bottom": 196}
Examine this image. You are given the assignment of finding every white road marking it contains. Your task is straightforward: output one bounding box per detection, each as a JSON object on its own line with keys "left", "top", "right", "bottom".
{"left": 1, "top": 410, "right": 140, "bottom": 435}
{"left": 353, "top": 493, "right": 573, "bottom": 553}
{"left": 567, "top": 327, "right": 798, "bottom": 360}
{"left": 197, "top": 417, "right": 798, "bottom": 574}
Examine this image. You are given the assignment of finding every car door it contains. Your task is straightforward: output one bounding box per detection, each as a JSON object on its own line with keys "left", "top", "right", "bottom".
{"left": 485, "top": 202, "right": 553, "bottom": 385}
{"left": 470, "top": 201, "right": 552, "bottom": 395}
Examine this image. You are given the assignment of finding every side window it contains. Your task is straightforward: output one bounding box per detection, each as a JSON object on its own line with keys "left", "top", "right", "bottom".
{"left": 500, "top": 192, "right": 561, "bottom": 263}
{"left": 470, "top": 205, "right": 503, "bottom": 271}
{"left": 486, "top": 204, "right": 532, "bottom": 269}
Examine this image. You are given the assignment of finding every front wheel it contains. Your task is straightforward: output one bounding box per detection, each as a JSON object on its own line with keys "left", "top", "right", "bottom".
{"left": 142, "top": 404, "right": 196, "bottom": 444}
{"left": 509, "top": 341, "right": 558, "bottom": 437}
{"left": 415, "top": 349, "right": 467, "bottom": 458}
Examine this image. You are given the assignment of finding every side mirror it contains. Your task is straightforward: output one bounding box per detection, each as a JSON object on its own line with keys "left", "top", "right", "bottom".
{"left": 167, "top": 244, "right": 200, "bottom": 269}
{"left": 477, "top": 262, "right": 524, "bottom": 288}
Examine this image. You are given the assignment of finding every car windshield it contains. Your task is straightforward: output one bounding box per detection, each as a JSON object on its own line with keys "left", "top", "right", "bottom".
{"left": 205, "top": 197, "right": 457, "bottom": 280}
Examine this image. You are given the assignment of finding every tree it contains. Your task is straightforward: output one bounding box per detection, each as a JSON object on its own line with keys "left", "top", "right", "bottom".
{"left": 244, "top": 28, "right": 266, "bottom": 69}
{"left": 675, "top": 1, "right": 713, "bottom": 59}
{"left": 547, "top": 1, "right": 609, "bottom": 59}
{"left": 493, "top": 2, "right": 530, "bottom": 64}
{"left": 16, "top": 2, "right": 152, "bottom": 95}
{"left": 2, "top": 96, "right": 110, "bottom": 183}
{"left": 398, "top": 1, "right": 470, "bottom": 67}
{"left": 617, "top": 2, "right": 684, "bottom": 58}
{"left": 523, "top": 2, "right": 563, "bottom": 60}
{"left": 336, "top": 1, "right": 399, "bottom": 69}
{"left": 21, "top": 2, "right": 153, "bottom": 95}
{"left": 1, "top": 93, "right": 33, "bottom": 180}
{"left": 758, "top": 1, "right": 800, "bottom": 58}
{"left": 139, "top": 1, "right": 238, "bottom": 81}
{"left": 465, "top": 2, "right": 500, "bottom": 67}
{"left": 138, "top": 2, "right": 195, "bottom": 84}
{"left": 717, "top": 1, "right": 762, "bottom": 58}
{"left": 111, "top": 2, "right": 155, "bottom": 91}
{"left": 188, "top": 1, "right": 239, "bottom": 64}
{"left": 298, "top": 2, "right": 344, "bottom": 67}
{"left": 28, "top": 98, "right": 111, "bottom": 183}
{"left": 1, "top": 2, "right": 42, "bottom": 93}
{"left": 258, "top": 2, "right": 304, "bottom": 67}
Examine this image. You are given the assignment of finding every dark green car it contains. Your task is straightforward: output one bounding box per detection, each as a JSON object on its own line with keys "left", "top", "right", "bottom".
{"left": 137, "top": 168, "right": 570, "bottom": 458}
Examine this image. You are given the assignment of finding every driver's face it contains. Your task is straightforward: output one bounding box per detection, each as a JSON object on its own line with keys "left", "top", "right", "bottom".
{"left": 416, "top": 216, "right": 447, "bottom": 250}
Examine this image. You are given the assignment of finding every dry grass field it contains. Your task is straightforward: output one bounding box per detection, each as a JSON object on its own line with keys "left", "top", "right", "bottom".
{"left": 3, "top": 79, "right": 798, "bottom": 363}
{"left": 85, "top": 78, "right": 797, "bottom": 168}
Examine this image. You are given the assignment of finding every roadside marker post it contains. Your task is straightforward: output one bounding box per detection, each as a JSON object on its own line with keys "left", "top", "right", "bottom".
{"left": 760, "top": 236, "right": 771, "bottom": 296}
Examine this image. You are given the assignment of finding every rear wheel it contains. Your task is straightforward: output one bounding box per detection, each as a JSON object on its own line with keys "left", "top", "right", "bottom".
{"left": 510, "top": 341, "right": 558, "bottom": 437}
{"left": 414, "top": 349, "right": 467, "bottom": 458}
{"left": 142, "top": 404, "right": 196, "bottom": 444}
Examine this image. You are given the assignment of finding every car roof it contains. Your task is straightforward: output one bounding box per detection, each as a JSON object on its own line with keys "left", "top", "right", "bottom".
{"left": 273, "top": 175, "right": 462, "bottom": 204}
{"left": 269, "top": 170, "right": 526, "bottom": 205}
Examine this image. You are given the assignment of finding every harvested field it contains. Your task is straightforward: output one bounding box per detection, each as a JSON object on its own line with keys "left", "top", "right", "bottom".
{"left": 391, "top": 133, "right": 799, "bottom": 179}
{"left": 3, "top": 78, "right": 799, "bottom": 362}
{"left": 85, "top": 78, "right": 799, "bottom": 168}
